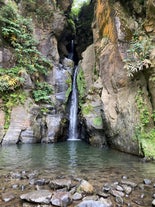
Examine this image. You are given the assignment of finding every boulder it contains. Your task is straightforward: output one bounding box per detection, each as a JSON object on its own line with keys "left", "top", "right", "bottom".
{"left": 51, "top": 191, "right": 72, "bottom": 206}
{"left": 20, "top": 190, "right": 52, "bottom": 204}
{"left": 78, "top": 180, "right": 94, "bottom": 194}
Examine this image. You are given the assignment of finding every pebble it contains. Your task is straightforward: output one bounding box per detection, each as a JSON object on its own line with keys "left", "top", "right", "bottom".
{"left": 2, "top": 192, "right": 15, "bottom": 202}
{"left": 143, "top": 178, "right": 151, "bottom": 185}
{"left": 152, "top": 199, "right": 155, "bottom": 206}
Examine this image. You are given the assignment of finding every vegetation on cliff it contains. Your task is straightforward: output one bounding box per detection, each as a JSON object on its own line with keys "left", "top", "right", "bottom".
{"left": 0, "top": 1, "right": 53, "bottom": 129}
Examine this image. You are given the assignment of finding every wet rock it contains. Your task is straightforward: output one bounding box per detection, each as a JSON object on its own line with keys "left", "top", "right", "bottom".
{"left": 72, "top": 192, "right": 83, "bottom": 200}
{"left": 99, "top": 197, "right": 113, "bottom": 207}
{"left": 152, "top": 199, "right": 155, "bottom": 206}
{"left": 50, "top": 179, "right": 72, "bottom": 190}
{"left": 2, "top": 192, "right": 15, "bottom": 202}
{"left": 110, "top": 189, "right": 124, "bottom": 197}
{"left": 122, "top": 185, "right": 132, "bottom": 195}
{"left": 83, "top": 195, "right": 99, "bottom": 201}
{"left": 20, "top": 190, "right": 52, "bottom": 204}
{"left": 97, "top": 191, "right": 109, "bottom": 198}
{"left": 12, "top": 184, "right": 19, "bottom": 189}
{"left": 122, "top": 175, "right": 128, "bottom": 180}
{"left": 115, "top": 185, "right": 124, "bottom": 192}
{"left": 77, "top": 200, "right": 108, "bottom": 207}
{"left": 78, "top": 180, "right": 94, "bottom": 194}
{"left": 62, "top": 57, "right": 74, "bottom": 69}
{"left": 34, "top": 179, "right": 46, "bottom": 186}
{"left": 10, "top": 172, "right": 22, "bottom": 179}
{"left": 103, "top": 183, "right": 111, "bottom": 193}
{"left": 115, "top": 196, "right": 124, "bottom": 205}
{"left": 51, "top": 191, "right": 72, "bottom": 206}
{"left": 143, "top": 178, "right": 151, "bottom": 185}
{"left": 27, "top": 171, "right": 38, "bottom": 179}
{"left": 120, "top": 180, "right": 137, "bottom": 188}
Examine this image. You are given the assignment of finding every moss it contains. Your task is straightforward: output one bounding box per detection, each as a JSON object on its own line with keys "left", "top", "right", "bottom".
{"left": 93, "top": 116, "right": 103, "bottom": 128}
{"left": 65, "top": 72, "right": 72, "bottom": 102}
{"left": 82, "top": 104, "right": 93, "bottom": 115}
{"left": 135, "top": 90, "right": 155, "bottom": 159}
{"left": 141, "top": 129, "right": 155, "bottom": 160}
{"left": 77, "top": 67, "right": 86, "bottom": 106}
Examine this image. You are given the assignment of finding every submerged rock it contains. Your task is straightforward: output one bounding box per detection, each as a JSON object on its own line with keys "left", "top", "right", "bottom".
{"left": 50, "top": 179, "right": 72, "bottom": 190}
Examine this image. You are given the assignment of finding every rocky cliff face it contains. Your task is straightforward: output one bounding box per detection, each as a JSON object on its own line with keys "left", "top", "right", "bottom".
{"left": 0, "top": 0, "right": 73, "bottom": 144}
{"left": 80, "top": 0, "right": 155, "bottom": 158}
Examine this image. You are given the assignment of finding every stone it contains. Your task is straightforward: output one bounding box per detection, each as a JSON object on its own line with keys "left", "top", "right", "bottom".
{"left": 78, "top": 180, "right": 94, "bottom": 194}
{"left": 83, "top": 195, "right": 99, "bottom": 201}
{"left": 34, "top": 179, "right": 46, "bottom": 186}
{"left": 103, "top": 183, "right": 111, "bottom": 193}
{"left": 20, "top": 190, "right": 52, "bottom": 204}
{"left": 2, "top": 105, "right": 30, "bottom": 144}
{"left": 110, "top": 189, "right": 124, "bottom": 197}
{"left": 143, "top": 179, "right": 151, "bottom": 185}
{"left": 116, "top": 196, "right": 124, "bottom": 204}
{"left": 122, "top": 185, "right": 132, "bottom": 195}
{"left": 62, "top": 57, "right": 74, "bottom": 69}
{"left": 152, "top": 199, "right": 155, "bottom": 206}
{"left": 51, "top": 191, "right": 72, "bottom": 207}
{"left": 50, "top": 179, "right": 72, "bottom": 190}
{"left": 121, "top": 180, "right": 137, "bottom": 188}
{"left": 72, "top": 192, "right": 82, "bottom": 200}
{"left": 97, "top": 192, "right": 109, "bottom": 198}
{"left": 99, "top": 198, "right": 113, "bottom": 207}
{"left": 115, "top": 185, "right": 124, "bottom": 191}
{"left": 77, "top": 200, "right": 108, "bottom": 207}
{"left": 2, "top": 192, "right": 15, "bottom": 202}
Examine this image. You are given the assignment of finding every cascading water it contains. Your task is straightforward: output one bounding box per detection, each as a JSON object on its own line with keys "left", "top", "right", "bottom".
{"left": 68, "top": 40, "right": 79, "bottom": 140}
{"left": 68, "top": 66, "right": 79, "bottom": 140}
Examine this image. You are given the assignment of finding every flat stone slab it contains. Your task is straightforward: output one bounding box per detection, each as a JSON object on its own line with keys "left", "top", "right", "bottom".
{"left": 20, "top": 190, "right": 52, "bottom": 204}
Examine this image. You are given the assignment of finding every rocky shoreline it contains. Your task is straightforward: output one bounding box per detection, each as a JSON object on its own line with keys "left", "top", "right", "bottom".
{"left": 1, "top": 170, "right": 155, "bottom": 207}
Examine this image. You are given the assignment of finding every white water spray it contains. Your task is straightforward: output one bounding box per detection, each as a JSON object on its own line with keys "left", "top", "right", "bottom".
{"left": 68, "top": 66, "right": 79, "bottom": 140}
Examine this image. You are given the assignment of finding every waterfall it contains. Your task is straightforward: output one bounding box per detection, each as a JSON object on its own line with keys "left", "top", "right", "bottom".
{"left": 67, "top": 40, "right": 79, "bottom": 140}
{"left": 68, "top": 66, "right": 79, "bottom": 140}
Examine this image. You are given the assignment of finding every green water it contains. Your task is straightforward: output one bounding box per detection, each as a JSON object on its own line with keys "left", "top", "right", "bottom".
{"left": 0, "top": 141, "right": 155, "bottom": 181}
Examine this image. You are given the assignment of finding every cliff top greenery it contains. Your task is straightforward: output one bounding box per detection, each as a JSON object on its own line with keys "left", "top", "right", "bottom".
{"left": 71, "top": 0, "right": 91, "bottom": 16}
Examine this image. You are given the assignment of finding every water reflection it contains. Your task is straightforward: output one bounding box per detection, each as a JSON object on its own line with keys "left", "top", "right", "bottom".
{"left": 0, "top": 141, "right": 155, "bottom": 179}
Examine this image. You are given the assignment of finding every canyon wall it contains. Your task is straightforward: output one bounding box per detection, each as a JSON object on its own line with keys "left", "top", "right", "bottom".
{"left": 80, "top": 0, "right": 155, "bottom": 158}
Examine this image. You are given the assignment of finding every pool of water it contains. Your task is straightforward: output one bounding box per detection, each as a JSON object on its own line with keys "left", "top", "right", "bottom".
{"left": 0, "top": 141, "right": 155, "bottom": 181}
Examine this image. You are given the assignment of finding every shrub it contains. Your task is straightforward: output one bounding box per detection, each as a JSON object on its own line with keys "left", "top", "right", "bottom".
{"left": 124, "top": 36, "right": 152, "bottom": 77}
{"left": 32, "top": 82, "right": 53, "bottom": 103}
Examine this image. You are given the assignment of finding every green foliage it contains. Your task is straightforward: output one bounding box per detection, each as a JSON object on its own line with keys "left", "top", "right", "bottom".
{"left": 82, "top": 104, "right": 93, "bottom": 115}
{"left": 67, "top": 19, "right": 76, "bottom": 35}
{"left": 0, "top": 2, "right": 52, "bottom": 78}
{"left": 0, "top": 67, "right": 24, "bottom": 92}
{"left": 77, "top": 67, "right": 86, "bottom": 106}
{"left": 124, "top": 36, "right": 152, "bottom": 77}
{"left": 93, "top": 116, "right": 103, "bottom": 127}
{"left": 135, "top": 90, "right": 155, "bottom": 159}
{"left": 136, "top": 90, "right": 150, "bottom": 127}
{"left": 65, "top": 73, "right": 72, "bottom": 102}
{"left": 136, "top": 127, "right": 155, "bottom": 160}
{"left": 71, "top": 0, "right": 91, "bottom": 16}
{"left": 32, "top": 82, "right": 53, "bottom": 103}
